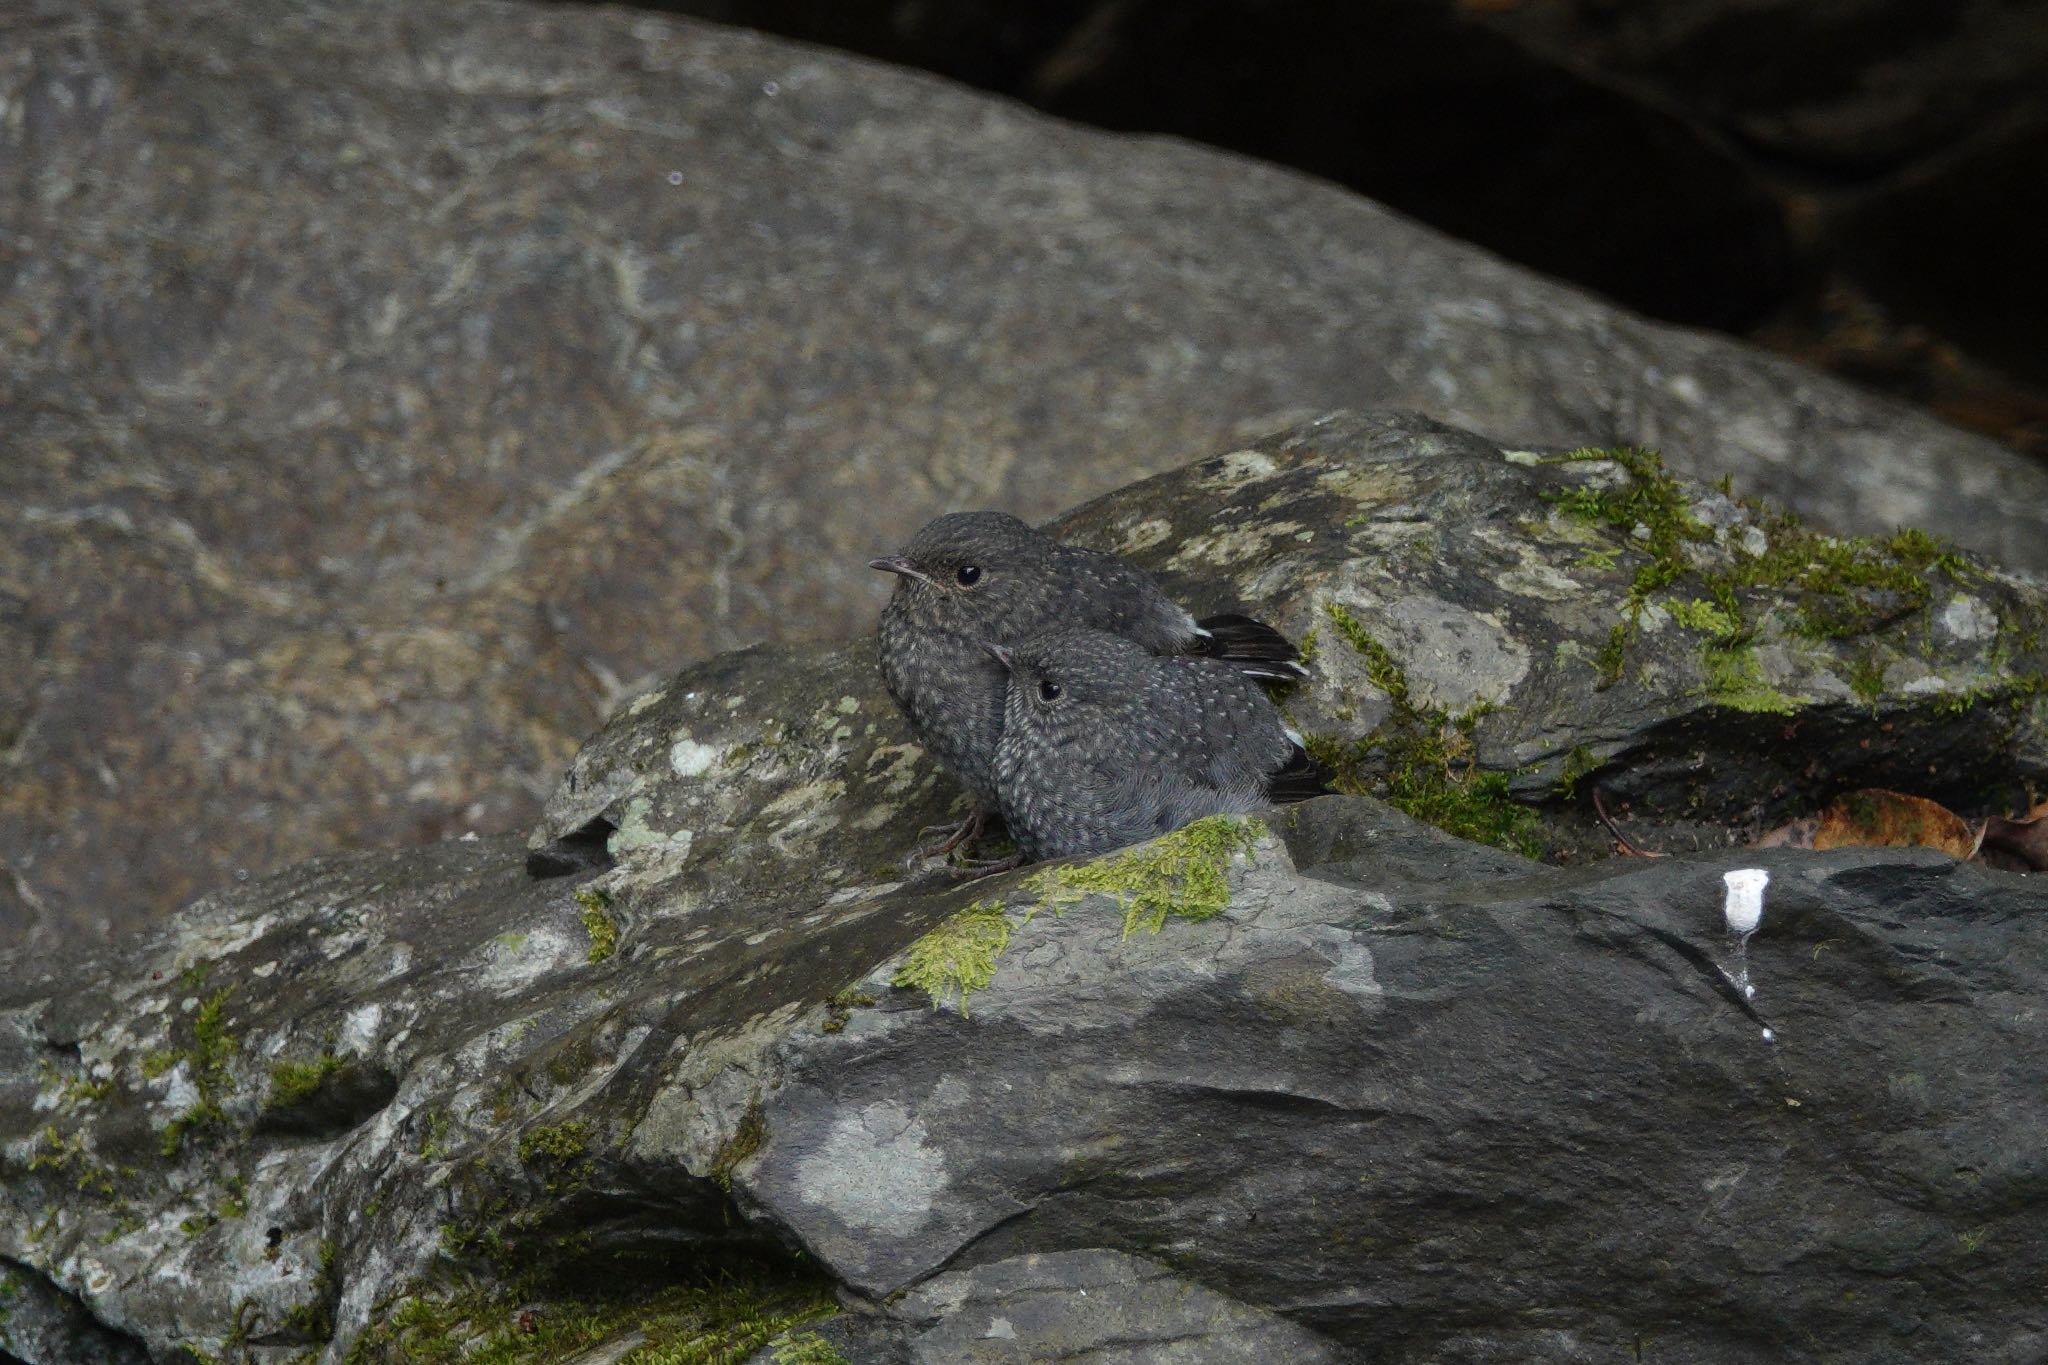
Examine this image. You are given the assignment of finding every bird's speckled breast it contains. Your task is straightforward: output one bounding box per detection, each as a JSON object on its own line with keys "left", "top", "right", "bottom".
{"left": 877, "top": 600, "right": 1007, "bottom": 809}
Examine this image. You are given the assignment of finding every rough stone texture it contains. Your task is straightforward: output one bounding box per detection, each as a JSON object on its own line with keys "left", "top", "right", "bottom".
{"left": 752, "top": 821, "right": 2048, "bottom": 1363}
{"left": 661, "top": 0, "right": 2048, "bottom": 441}
{"left": 862, "top": 1249, "right": 1348, "bottom": 1364}
{"left": 3, "top": 414, "right": 2045, "bottom": 1363}
{"left": 9, "top": 0, "right": 2048, "bottom": 953}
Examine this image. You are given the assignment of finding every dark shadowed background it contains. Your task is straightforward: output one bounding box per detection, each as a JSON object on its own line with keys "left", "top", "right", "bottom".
{"left": 3, "top": 0, "right": 2045, "bottom": 956}
{"left": 636, "top": 0, "right": 2048, "bottom": 454}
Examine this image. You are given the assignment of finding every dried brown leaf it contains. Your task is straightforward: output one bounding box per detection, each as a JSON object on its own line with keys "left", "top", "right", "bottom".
{"left": 1805, "top": 789, "right": 1976, "bottom": 859}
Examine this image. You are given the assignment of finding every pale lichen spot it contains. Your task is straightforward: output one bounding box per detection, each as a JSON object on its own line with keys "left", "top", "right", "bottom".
{"left": 836, "top": 695, "right": 860, "bottom": 714}
{"left": 1500, "top": 449, "right": 1544, "bottom": 466}
{"left": 1663, "top": 372, "right": 1706, "bottom": 405}
{"left": 340, "top": 1004, "right": 384, "bottom": 1056}
{"left": 1167, "top": 522, "right": 1301, "bottom": 570}
{"left": 795, "top": 1100, "right": 950, "bottom": 1236}
{"left": 610, "top": 796, "right": 696, "bottom": 868}
{"left": 865, "top": 742, "right": 924, "bottom": 795}
{"left": 477, "top": 924, "right": 582, "bottom": 992}
{"left": 1377, "top": 594, "right": 1531, "bottom": 710}
{"left": 1937, "top": 595, "right": 1997, "bottom": 644}
{"left": 852, "top": 803, "right": 899, "bottom": 831}
{"left": 1204, "top": 449, "right": 1277, "bottom": 487}
{"left": 761, "top": 780, "right": 847, "bottom": 856}
{"left": 623, "top": 687, "right": 667, "bottom": 718}
{"left": 1119, "top": 517, "right": 1173, "bottom": 554}
{"left": 669, "top": 737, "right": 719, "bottom": 778}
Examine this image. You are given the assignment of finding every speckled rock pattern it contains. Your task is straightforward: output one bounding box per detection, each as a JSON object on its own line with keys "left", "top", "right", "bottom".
{"left": 3, "top": 413, "right": 2045, "bottom": 1362}
{"left": 751, "top": 810, "right": 2048, "bottom": 1362}
{"left": 8, "top": 0, "right": 2048, "bottom": 952}
{"left": 809, "top": 1248, "right": 1349, "bottom": 1363}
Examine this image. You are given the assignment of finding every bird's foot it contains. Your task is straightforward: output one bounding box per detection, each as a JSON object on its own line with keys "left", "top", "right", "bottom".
{"left": 943, "top": 852, "right": 1023, "bottom": 880}
{"left": 913, "top": 809, "right": 987, "bottom": 861}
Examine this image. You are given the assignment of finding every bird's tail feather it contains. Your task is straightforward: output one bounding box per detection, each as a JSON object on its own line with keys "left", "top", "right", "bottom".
{"left": 1266, "top": 743, "right": 1335, "bottom": 804}
{"left": 1194, "top": 612, "right": 1310, "bottom": 680}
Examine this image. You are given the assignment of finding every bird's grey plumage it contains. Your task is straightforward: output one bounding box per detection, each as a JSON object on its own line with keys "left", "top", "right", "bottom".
{"left": 990, "top": 628, "right": 1324, "bottom": 862}
{"left": 872, "top": 511, "right": 1305, "bottom": 816}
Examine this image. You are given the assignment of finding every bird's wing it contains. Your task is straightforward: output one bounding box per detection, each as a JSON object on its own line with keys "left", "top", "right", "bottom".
{"left": 1059, "top": 544, "right": 1203, "bottom": 651}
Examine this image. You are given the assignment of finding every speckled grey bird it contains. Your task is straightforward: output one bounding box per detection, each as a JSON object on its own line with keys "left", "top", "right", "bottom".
{"left": 988, "top": 627, "right": 1327, "bottom": 862}
{"left": 870, "top": 511, "right": 1305, "bottom": 854}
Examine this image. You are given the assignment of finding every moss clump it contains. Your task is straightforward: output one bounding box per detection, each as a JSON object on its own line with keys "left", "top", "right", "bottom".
{"left": 157, "top": 986, "right": 239, "bottom": 1157}
{"left": 709, "top": 1098, "right": 766, "bottom": 1192}
{"left": 341, "top": 1264, "right": 835, "bottom": 1365}
{"left": 1324, "top": 603, "right": 1410, "bottom": 709}
{"left": 893, "top": 817, "right": 1262, "bottom": 1013}
{"left": 518, "top": 1121, "right": 592, "bottom": 1196}
{"left": 821, "top": 989, "right": 877, "bottom": 1034}
{"left": 38, "top": 1060, "right": 115, "bottom": 1106}
{"left": 27, "top": 1125, "right": 119, "bottom": 1199}
{"left": 1738, "top": 520, "right": 1975, "bottom": 640}
{"left": 1310, "top": 606, "right": 1544, "bottom": 858}
{"left": 575, "top": 887, "right": 619, "bottom": 964}
{"left": 267, "top": 1051, "right": 347, "bottom": 1110}
{"left": 1666, "top": 598, "right": 1739, "bottom": 635}
{"left": 1701, "top": 642, "right": 1800, "bottom": 715}
{"left": 1543, "top": 445, "right": 1712, "bottom": 686}
{"left": 418, "top": 1109, "right": 452, "bottom": 1161}
{"left": 892, "top": 903, "right": 1013, "bottom": 1014}
{"left": 1555, "top": 745, "right": 1600, "bottom": 801}
{"left": 772, "top": 1331, "right": 850, "bottom": 1365}
{"left": 284, "top": 1239, "right": 340, "bottom": 1341}
{"left": 1546, "top": 446, "right": 1982, "bottom": 704}
{"left": 1022, "top": 815, "right": 1262, "bottom": 937}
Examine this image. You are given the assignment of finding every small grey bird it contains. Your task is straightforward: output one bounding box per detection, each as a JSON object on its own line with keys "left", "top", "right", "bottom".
{"left": 870, "top": 511, "right": 1305, "bottom": 855}
{"left": 989, "top": 628, "right": 1328, "bottom": 862}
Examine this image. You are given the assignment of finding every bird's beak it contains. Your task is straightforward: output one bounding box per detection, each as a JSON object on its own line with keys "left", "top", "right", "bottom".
{"left": 868, "top": 555, "right": 936, "bottom": 587}
{"left": 983, "top": 642, "right": 1015, "bottom": 671}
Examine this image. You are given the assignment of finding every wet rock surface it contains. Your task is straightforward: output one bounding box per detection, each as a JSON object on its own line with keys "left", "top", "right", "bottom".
{"left": 3, "top": 413, "right": 2044, "bottom": 1362}
{"left": 656, "top": 0, "right": 2048, "bottom": 446}
{"left": 9, "top": 0, "right": 2048, "bottom": 952}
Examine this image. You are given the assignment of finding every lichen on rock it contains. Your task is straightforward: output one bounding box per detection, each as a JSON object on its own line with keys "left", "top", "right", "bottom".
{"left": 3, "top": 411, "right": 2046, "bottom": 1363}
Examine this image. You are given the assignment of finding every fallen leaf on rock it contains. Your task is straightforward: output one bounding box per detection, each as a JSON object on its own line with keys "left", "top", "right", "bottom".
{"left": 1757, "top": 789, "right": 1977, "bottom": 859}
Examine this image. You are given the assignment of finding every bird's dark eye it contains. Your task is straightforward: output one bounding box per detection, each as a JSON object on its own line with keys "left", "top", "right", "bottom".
{"left": 956, "top": 565, "right": 982, "bottom": 586}
{"left": 1038, "top": 680, "right": 1062, "bottom": 702}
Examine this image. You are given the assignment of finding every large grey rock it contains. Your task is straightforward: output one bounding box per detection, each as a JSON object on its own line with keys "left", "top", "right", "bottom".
{"left": 8, "top": 0, "right": 2048, "bottom": 954}
{"left": 3, "top": 413, "right": 2044, "bottom": 1363}
{"left": 746, "top": 819, "right": 2048, "bottom": 1363}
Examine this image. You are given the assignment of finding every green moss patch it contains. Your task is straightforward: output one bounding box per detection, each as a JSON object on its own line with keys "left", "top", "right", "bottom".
{"left": 1021, "top": 815, "right": 1262, "bottom": 937}
{"left": 518, "top": 1121, "right": 593, "bottom": 1196}
{"left": 342, "top": 1262, "right": 836, "bottom": 1365}
{"left": 1544, "top": 446, "right": 1986, "bottom": 708}
{"left": 157, "top": 986, "right": 239, "bottom": 1157}
{"left": 1310, "top": 605, "right": 1544, "bottom": 858}
{"left": 771, "top": 1331, "right": 850, "bottom": 1364}
{"left": 27, "top": 1125, "right": 120, "bottom": 1200}
{"left": 892, "top": 816, "right": 1263, "bottom": 1014}
{"left": 267, "top": 1051, "right": 347, "bottom": 1110}
{"left": 892, "top": 903, "right": 1013, "bottom": 1014}
{"left": 576, "top": 887, "right": 620, "bottom": 963}
{"left": 709, "top": 1098, "right": 766, "bottom": 1192}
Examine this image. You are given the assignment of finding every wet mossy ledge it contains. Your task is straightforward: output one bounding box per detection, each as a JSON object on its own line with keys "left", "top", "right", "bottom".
{"left": 1278, "top": 438, "right": 2046, "bottom": 861}
{"left": 891, "top": 816, "right": 1265, "bottom": 1014}
{"left": 4, "top": 412, "right": 2046, "bottom": 1363}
